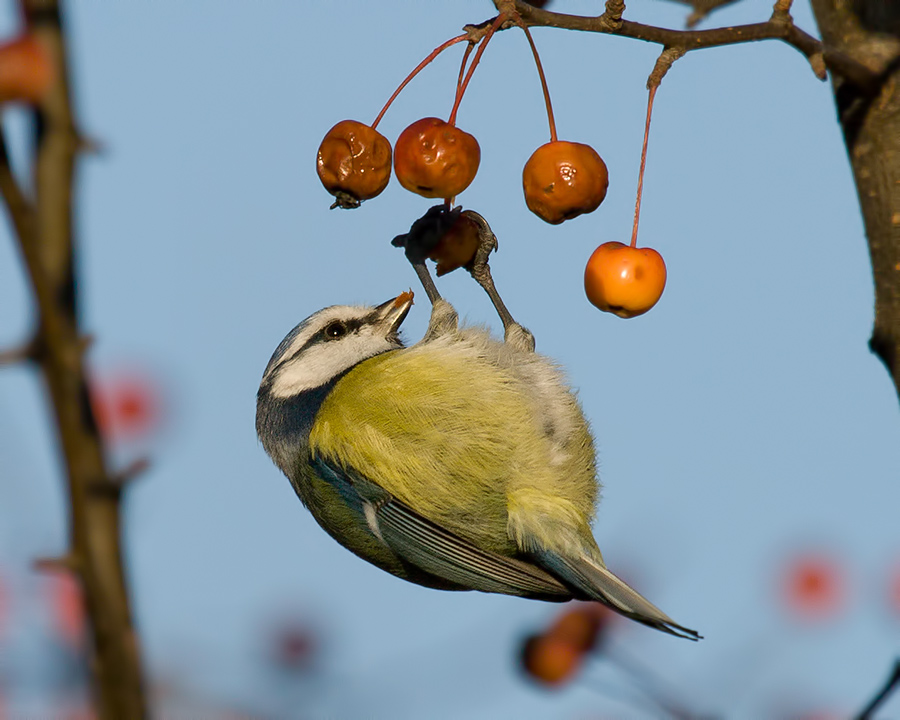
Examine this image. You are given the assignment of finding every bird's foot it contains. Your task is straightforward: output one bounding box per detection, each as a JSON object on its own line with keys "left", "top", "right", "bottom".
{"left": 462, "top": 210, "right": 534, "bottom": 352}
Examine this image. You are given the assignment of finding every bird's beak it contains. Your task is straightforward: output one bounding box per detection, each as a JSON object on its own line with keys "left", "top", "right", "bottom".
{"left": 373, "top": 290, "right": 414, "bottom": 338}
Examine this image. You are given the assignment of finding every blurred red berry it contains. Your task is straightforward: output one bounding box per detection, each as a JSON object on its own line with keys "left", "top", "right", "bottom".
{"left": 91, "top": 371, "right": 161, "bottom": 442}
{"left": 272, "top": 621, "right": 319, "bottom": 672}
{"left": 783, "top": 553, "right": 844, "bottom": 620}
{"left": 0, "top": 34, "right": 53, "bottom": 104}
{"left": 0, "top": 570, "right": 7, "bottom": 639}
{"left": 888, "top": 561, "right": 900, "bottom": 617}
{"left": 520, "top": 633, "right": 583, "bottom": 687}
{"left": 520, "top": 604, "right": 612, "bottom": 687}
{"left": 548, "top": 603, "right": 610, "bottom": 654}
{"left": 48, "top": 573, "right": 86, "bottom": 648}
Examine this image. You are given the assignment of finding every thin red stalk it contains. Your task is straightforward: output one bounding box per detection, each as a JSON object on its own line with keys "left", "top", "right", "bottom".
{"left": 519, "top": 23, "right": 557, "bottom": 143}
{"left": 448, "top": 14, "right": 505, "bottom": 126}
{"left": 456, "top": 41, "right": 475, "bottom": 93}
{"left": 372, "top": 33, "right": 467, "bottom": 130}
{"left": 631, "top": 84, "right": 657, "bottom": 248}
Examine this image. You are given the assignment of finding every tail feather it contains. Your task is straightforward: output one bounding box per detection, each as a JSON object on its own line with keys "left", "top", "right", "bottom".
{"left": 535, "top": 549, "right": 701, "bottom": 641}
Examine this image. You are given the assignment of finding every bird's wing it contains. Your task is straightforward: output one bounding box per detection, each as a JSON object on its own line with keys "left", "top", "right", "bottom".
{"left": 533, "top": 548, "right": 701, "bottom": 640}
{"left": 312, "top": 456, "right": 573, "bottom": 600}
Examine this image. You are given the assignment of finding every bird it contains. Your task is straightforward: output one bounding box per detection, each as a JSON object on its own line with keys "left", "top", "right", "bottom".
{"left": 256, "top": 290, "right": 699, "bottom": 640}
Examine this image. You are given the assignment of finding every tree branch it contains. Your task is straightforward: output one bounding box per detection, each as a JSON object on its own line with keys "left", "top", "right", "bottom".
{"left": 0, "top": 1, "right": 148, "bottom": 716}
{"left": 494, "top": 0, "right": 881, "bottom": 92}
{"left": 811, "top": 0, "right": 900, "bottom": 402}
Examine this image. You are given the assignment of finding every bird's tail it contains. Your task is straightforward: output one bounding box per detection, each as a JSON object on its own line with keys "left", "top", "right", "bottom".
{"left": 535, "top": 549, "right": 701, "bottom": 640}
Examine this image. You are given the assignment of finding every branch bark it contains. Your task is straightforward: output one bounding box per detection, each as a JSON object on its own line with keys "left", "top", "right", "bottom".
{"left": 810, "top": 0, "right": 900, "bottom": 400}
{"left": 495, "top": 0, "right": 881, "bottom": 91}
{"left": 0, "top": 1, "right": 147, "bottom": 716}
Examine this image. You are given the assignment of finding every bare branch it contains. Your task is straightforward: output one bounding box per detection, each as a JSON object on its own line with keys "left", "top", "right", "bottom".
{"left": 0, "top": 1, "right": 149, "bottom": 717}
{"left": 647, "top": 46, "right": 686, "bottom": 89}
{"left": 811, "top": 0, "right": 900, "bottom": 401}
{"left": 0, "top": 337, "right": 40, "bottom": 365}
{"left": 494, "top": 0, "right": 881, "bottom": 93}
{"left": 34, "top": 553, "right": 82, "bottom": 574}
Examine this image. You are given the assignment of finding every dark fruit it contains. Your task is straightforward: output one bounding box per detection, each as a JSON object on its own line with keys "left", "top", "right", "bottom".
{"left": 429, "top": 211, "right": 480, "bottom": 276}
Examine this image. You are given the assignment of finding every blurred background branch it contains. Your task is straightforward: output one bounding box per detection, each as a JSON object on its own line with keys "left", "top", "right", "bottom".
{"left": 0, "top": 0, "right": 146, "bottom": 716}
{"left": 855, "top": 658, "right": 900, "bottom": 719}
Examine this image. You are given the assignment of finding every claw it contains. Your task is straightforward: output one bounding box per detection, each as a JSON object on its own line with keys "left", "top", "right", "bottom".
{"left": 392, "top": 206, "right": 533, "bottom": 350}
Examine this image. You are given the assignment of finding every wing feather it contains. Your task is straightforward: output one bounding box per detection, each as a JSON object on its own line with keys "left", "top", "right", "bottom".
{"left": 312, "top": 457, "right": 572, "bottom": 600}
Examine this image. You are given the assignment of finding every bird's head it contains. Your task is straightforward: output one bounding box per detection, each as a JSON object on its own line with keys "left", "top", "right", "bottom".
{"left": 259, "top": 291, "right": 414, "bottom": 400}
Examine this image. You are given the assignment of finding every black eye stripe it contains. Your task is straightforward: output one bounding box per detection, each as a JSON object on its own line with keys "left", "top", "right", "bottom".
{"left": 321, "top": 317, "right": 365, "bottom": 339}
{"left": 280, "top": 318, "right": 368, "bottom": 366}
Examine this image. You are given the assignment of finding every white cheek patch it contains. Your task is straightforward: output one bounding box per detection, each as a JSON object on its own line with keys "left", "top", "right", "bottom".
{"left": 268, "top": 331, "right": 395, "bottom": 398}
{"left": 270, "top": 343, "right": 342, "bottom": 397}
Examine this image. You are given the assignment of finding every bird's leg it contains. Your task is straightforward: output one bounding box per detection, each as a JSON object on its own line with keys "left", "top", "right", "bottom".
{"left": 462, "top": 210, "right": 535, "bottom": 353}
{"left": 411, "top": 258, "right": 442, "bottom": 306}
{"left": 420, "top": 279, "right": 458, "bottom": 342}
{"left": 392, "top": 206, "right": 459, "bottom": 340}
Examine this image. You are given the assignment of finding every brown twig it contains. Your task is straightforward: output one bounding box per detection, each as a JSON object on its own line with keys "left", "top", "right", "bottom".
{"left": 810, "top": 0, "right": 900, "bottom": 402}
{"left": 494, "top": 0, "right": 881, "bottom": 93}
{"left": 0, "top": 1, "right": 148, "bottom": 717}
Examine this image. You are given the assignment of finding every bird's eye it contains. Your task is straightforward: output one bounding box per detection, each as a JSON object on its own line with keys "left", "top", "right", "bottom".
{"left": 323, "top": 321, "right": 347, "bottom": 339}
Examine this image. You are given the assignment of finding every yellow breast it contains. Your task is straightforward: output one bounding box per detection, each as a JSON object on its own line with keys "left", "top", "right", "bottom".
{"left": 309, "top": 331, "right": 597, "bottom": 554}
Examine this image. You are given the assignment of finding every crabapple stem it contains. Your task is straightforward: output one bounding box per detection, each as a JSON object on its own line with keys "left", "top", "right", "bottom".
{"left": 456, "top": 41, "right": 475, "bottom": 94}
{"left": 372, "top": 33, "right": 467, "bottom": 130}
{"left": 449, "top": 13, "right": 505, "bottom": 126}
{"left": 630, "top": 84, "right": 657, "bottom": 249}
{"left": 519, "top": 22, "right": 558, "bottom": 143}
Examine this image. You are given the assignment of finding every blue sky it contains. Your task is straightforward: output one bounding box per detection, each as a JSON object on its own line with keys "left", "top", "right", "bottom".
{"left": 1, "top": 1, "right": 899, "bottom": 717}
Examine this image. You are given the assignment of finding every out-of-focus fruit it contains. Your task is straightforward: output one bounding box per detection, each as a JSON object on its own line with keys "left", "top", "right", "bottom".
{"left": 48, "top": 573, "right": 85, "bottom": 648}
{"left": 0, "top": 34, "right": 53, "bottom": 104}
{"left": 783, "top": 554, "right": 844, "bottom": 620}
{"left": 520, "top": 634, "right": 582, "bottom": 686}
{"left": 91, "top": 372, "right": 161, "bottom": 442}
{"left": 548, "top": 604, "right": 610, "bottom": 654}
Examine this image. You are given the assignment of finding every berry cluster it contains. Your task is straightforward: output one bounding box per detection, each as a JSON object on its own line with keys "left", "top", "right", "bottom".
{"left": 314, "top": 11, "right": 667, "bottom": 318}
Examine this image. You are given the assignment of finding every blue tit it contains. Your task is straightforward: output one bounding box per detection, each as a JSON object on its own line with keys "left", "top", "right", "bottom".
{"left": 256, "top": 291, "right": 699, "bottom": 640}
